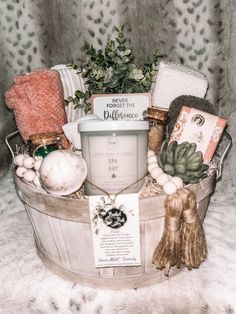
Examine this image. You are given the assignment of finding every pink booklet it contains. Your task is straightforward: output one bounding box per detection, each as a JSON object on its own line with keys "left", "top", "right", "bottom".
{"left": 170, "top": 106, "right": 227, "bottom": 161}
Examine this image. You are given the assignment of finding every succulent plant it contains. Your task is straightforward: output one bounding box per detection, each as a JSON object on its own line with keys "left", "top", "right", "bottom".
{"left": 157, "top": 139, "right": 209, "bottom": 184}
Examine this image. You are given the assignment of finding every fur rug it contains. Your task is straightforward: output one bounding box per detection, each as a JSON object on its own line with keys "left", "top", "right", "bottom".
{"left": 0, "top": 171, "right": 236, "bottom": 314}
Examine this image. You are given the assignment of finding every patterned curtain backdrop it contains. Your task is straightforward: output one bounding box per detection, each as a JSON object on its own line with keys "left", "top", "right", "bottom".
{"left": 0, "top": 0, "right": 235, "bottom": 192}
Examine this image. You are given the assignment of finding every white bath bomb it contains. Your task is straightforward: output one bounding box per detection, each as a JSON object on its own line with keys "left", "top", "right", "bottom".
{"left": 163, "top": 181, "right": 178, "bottom": 195}
{"left": 14, "top": 154, "right": 26, "bottom": 167}
{"left": 155, "top": 173, "right": 170, "bottom": 186}
{"left": 171, "top": 176, "right": 184, "bottom": 189}
{"left": 39, "top": 150, "right": 87, "bottom": 195}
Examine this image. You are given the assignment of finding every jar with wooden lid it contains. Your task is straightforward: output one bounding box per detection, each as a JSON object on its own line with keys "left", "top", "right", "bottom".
{"left": 145, "top": 107, "right": 168, "bottom": 153}
{"left": 28, "top": 132, "right": 62, "bottom": 157}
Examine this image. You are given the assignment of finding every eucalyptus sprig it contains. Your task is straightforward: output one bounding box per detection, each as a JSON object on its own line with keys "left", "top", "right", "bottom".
{"left": 65, "top": 26, "right": 163, "bottom": 112}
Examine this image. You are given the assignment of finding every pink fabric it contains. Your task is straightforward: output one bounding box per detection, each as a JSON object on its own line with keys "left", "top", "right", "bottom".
{"left": 5, "top": 69, "right": 69, "bottom": 148}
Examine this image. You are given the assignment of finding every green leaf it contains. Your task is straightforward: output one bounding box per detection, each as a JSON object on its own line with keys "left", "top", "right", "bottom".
{"left": 66, "top": 96, "right": 74, "bottom": 102}
{"left": 70, "top": 25, "right": 164, "bottom": 110}
{"left": 84, "top": 91, "right": 91, "bottom": 100}
{"left": 74, "top": 90, "right": 85, "bottom": 98}
{"left": 67, "top": 63, "right": 78, "bottom": 70}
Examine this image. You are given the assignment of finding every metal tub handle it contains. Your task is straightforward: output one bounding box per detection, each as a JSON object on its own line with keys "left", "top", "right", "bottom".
{"left": 215, "top": 131, "right": 232, "bottom": 180}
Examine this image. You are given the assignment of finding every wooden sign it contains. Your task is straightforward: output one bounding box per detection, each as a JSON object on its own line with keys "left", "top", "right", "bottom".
{"left": 91, "top": 93, "right": 151, "bottom": 121}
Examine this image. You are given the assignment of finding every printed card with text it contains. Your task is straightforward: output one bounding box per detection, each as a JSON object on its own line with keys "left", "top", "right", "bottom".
{"left": 89, "top": 193, "right": 141, "bottom": 268}
{"left": 91, "top": 93, "right": 151, "bottom": 121}
{"left": 170, "top": 106, "right": 227, "bottom": 161}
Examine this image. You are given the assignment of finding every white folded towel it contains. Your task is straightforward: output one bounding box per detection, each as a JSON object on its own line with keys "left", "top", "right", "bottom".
{"left": 52, "top": 64, "right": 86, "bottom": 122}
{"left": 151, "top": 61, "right": 208, "bottom": 109}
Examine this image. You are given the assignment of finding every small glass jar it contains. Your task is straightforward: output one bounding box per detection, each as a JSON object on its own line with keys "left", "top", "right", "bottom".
{"left": 28, "top": 132, "right": 62, "bottom": 158}
{"left": 145, "top": 107, "right": 169, "bottom": 153}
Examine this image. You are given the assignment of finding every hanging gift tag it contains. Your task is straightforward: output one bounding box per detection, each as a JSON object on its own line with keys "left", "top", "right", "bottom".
{"left": 89, "top": 193, "right": 141, "bottom": 268}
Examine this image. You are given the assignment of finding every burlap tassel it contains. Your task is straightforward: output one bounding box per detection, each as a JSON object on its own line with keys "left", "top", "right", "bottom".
{"left": 152, "top": 193, "right": 183, "bottom": 276}
{"left": 177, "top": 188, "right": 207, "bottom": 269}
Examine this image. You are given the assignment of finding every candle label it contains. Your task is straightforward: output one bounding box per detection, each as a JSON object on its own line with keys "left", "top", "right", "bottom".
{"left": 91, "top": 93, "right": 151, "bottom": 121}
{"left": 89, "top": 193, "right": 141, "bottom": 267}
{"left": 88, "top": 134, "right": 138, "bottom": 192}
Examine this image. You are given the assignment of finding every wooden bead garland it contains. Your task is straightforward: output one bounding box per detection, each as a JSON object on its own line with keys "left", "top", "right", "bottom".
{"left": 14, "top": 153, "right": 42, "bottom": 188}
{"left": 147, "top": 149, "right": 183, "bottom": 195}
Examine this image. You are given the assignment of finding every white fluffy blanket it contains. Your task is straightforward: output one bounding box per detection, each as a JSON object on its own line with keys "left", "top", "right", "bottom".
{"left": 0, "top": 172, "right": 236, "bottom": 314}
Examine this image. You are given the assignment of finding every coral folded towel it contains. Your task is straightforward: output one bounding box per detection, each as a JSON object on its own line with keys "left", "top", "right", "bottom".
{"left": 5, "top": 69, "right": 69, "bottom": 148}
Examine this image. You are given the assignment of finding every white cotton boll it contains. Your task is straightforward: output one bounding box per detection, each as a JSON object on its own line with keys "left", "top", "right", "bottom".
{"left": 16, "top": 166, "right": 27, "bottom": 178}
{"left": 148, "top": 155, "right": 157, "bottom": 164}
{"left": 147, "top": 150, "right": 155, "bottom": 158}
{"left": 150, "top": 167, "right": 163, "bottom": 180}
{"left": 23, "top": 156, "right": 35, "bottom": 169}
{"left": 171, "top": 176, "right": 184, "bottom": 189}
{"left": 14, "top": 154, "right": 26, "bottom": 166}
{"left": 148, "top": 162, "right": 158, "bottom": 173}
{"left": 34, "top": 159, "right": 43, "bottom": 171}
{"left": 23, "top": 169, "right": 36, "bottom": 182}
{"left": 163, "top": 181, "right": 178, "bottom": 195}
{"left": 155, "top": 173, "right": 170, "bottom": 186}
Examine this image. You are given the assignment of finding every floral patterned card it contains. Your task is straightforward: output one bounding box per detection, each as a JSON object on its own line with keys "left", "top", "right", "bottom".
{"left": 170, "top": 106, "right": 227, "bottom": 161}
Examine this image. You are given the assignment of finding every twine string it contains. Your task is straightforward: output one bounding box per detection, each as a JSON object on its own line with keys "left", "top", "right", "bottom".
{"left": 165, "top": 217, "right": 181, "bottom": 232}
{"left": 183, "top": 208, "right": 197, "bottom": 224}
{"left": 85, "top": 173, "right": 147, "bottom": 203}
